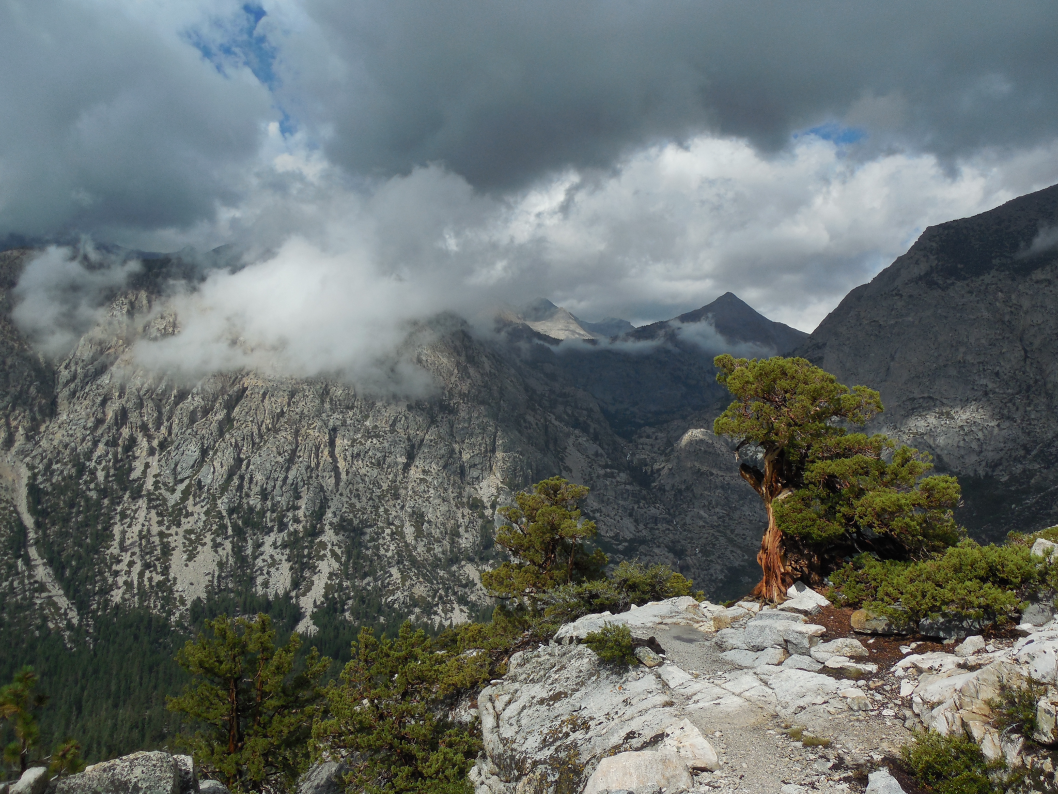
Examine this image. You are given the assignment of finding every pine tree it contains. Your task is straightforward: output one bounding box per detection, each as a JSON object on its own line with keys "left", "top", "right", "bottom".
{"left": 312, "top": 623, "right": 482, "bottom": 793}
{"left": 0, "top": 666, "right": 46, "bottom": 775}
{"left": 713, "top": 355, "right": 961, "bottom": 602}
{"left": 480, "top": 477, "right": 607, "bottom": 605}
{"left": 166, "top": 614, "right": 329, "bottom": 793}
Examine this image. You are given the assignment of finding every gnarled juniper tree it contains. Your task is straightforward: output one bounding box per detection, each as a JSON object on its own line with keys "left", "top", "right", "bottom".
{"left": 713, "top": 355, "right": 961, "bottom": 602}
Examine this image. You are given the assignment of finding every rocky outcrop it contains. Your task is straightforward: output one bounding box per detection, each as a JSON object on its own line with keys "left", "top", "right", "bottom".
{"left": 0, "top": 751, "right": 228, "bottom": 794}
{"left": 472, "top": 588, "right": 913, "bottom": 793}
{"left": 798, "top": 183, "right": 1058, "bottom": 541}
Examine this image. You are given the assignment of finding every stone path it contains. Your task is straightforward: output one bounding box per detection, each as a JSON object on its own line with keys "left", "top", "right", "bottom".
{"left": 471, "top": 588, "right": 1046, "bottom": 794}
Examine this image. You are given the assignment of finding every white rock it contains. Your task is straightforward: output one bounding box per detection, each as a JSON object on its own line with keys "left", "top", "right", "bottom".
{"left": 659, "top": 718, "right": 720, "bottom": 771}
{"left": 721, "top": 647, "right": 787, "bottom": 669}
{"left": 782, "top": 654, "right": 824, "bottom": 672}
{"left": 552, "top": 597, "right": 706, "bottom": 644}
{"left": 899, "top": 679, "right": 916, "bottom": 697}
{"left": 954, "top": 635, "right": 986, "bottom": 657}
{"left": 743, "top": 622, "right": 786, "bottom": 651}
{"left": 1031, "top": 538, "right": 1058, "bottom": 560}
{"left": 753, "top": 609, "right": 807, "bottom": 623}
{"left": 895, "top": 652, "right": 964, "bottom": 674}
{"left": 813, "top": 637, "right": 869, "bottom": 659}
{"left": 824, "top": 656, "right": 878, "bottom": 676}
{"left": 716, "top": 628, "right": 748, "bottom": 650}
{"left": 583, "top": 750, "right": 692, "bottom": 794}
{"left": 736, "top": 600, "right": 762, "bottom": 614}
{"left": 761, "top": 668, "right": 843, "bottom": 714}
{"left": 780, "top": 582, "right": 832, "bottom": 614}
{"left": 9, "top": 767, "right": 49, "bottom": 794}
{"left": 476, "top": 643, "right": 691, "bottom": 792}
{"left": 865, "top": 769, "right": 906, "bottom": 794}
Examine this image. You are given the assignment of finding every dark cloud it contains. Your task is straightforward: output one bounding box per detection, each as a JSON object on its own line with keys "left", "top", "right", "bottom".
{"left": 0, "top": 0, "right": 271, "bottom": 241}
{"left": 287, "top": 0, "right": 1058, "bottom": 189}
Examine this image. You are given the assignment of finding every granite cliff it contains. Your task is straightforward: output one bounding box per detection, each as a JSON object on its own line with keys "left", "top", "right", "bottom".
{"left": 798, "top": 183, "right": 1058, "bottom": 541}
{"left": 0, "top": 249, "right": 800, "bottom": 643}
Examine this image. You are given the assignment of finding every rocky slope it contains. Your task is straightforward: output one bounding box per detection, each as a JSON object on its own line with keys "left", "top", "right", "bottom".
{"left": 472, "top": 585, "right": 1058, "bottom": 794}
{"left": 0, "top": 249, "right": 788, "bottom": 639}
{"left": 798, "top": 184, "right": 1058, "bottom": 541}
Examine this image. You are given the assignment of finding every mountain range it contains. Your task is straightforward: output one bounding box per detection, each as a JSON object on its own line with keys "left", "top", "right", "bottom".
{"left": 1, "top": 183, "right": 1056, "bottom": 654}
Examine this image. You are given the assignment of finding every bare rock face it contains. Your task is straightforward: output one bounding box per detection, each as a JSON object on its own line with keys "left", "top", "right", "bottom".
{"left": 0, "top": 248, "right": 769, "bottom": 636}
{"left": 798, "top": 183, "right": 1058, "bottom": 540}
{"left": 52, "top": 750, "right": 195, "bottom": 794}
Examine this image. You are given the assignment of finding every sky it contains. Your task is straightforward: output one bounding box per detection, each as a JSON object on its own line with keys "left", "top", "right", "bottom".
{"left": 3, "top": 1, "right": 1058, "bottom": 383}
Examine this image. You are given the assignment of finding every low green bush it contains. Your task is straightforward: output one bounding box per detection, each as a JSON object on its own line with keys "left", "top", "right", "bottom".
{"left": 583, "top": 622, "right": 637, "bottom": 667}
{"left": 539, "top": 561, "right": 699, "bottom": 625}
{"left": 828, "top": 540, "right": 1038, "bottom": 627}
{"left": 989, "top": 677, "right": 1046, "bottom": 743}
{"left": 900, "top": 730, "right": 1003, "bottom": 793}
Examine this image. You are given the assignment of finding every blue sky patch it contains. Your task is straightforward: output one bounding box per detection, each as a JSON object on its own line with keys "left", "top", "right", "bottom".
{"left": 186, "top": 4, "right": 278, "bottom": 90}
{"left": 796, "top": 122, "right": 866, "bottom": 146}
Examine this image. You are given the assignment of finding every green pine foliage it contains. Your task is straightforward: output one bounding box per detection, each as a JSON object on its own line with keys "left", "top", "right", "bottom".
{"left": 774, "top": 438, "right": 962, "bottom": 555}
{"left": 312, "top": 623, "right": 483, "bottom": 794}
{"left": 1, "top": 666, "right": 47, "bottom": 775}
{"left": 166, "top": 614, "right": 329, "bottom": 793}
{"left": 828, "top": 541, "right": 1040, "bottom": 627}
{"left": 539, "top": 561, "right": 700, "bottom": 624}
{"left": 0, "top": 666, "right": 84, "bottom": 782}
{"left": 480, "top": 477, "right": 608, "bottom": 604}
{"left": 583, "top": 622, "right": 637, "bottom": 667}
{"left": 900, "top": 730, "right": 1003, "bottom": 793}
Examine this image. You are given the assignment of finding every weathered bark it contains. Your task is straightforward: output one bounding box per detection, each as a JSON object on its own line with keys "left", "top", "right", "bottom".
{"left": 750, "top": 502, "right": 790, "bottom": 602}
{"left": 745, "top": 447, "right": 793, "bottom": 602}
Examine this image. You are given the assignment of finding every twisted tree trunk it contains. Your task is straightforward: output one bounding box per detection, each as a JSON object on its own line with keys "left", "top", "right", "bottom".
{"left": 741, "top": 448, "right": 793, "bottom": 603}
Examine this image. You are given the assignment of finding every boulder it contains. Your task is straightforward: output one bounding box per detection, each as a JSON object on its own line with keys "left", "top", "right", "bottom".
{"left": 865, "top": 769, "right": 906, "bottom": 794}
{"left": 552, "top": 597, "right": 709, "bottom": 644}
{"left": 9, "top": 767, "right": 48, "bottom": 795}
{"left": 1031, "top": 538, "right": 1058, "bottom": 560}
{"left": 781, "top": 655, "right": 823, "bottom": 672}
{"left": 918, "top": 613, "right": 991, "bottom": 641}
{"left": 743, "top": 621, "right": 786, "bottom": 651}
{"left": 779, "top": 582, "right": 832, "bottom": 615}
{"left": 812, "top": 637, "right": 869, "bottom": 660}
{"left": 582, "top": 751, "right": 692, "bottom": 794}
{"left": 173, "top": 756, "right": 196, "bottom": 794}
{"left": 824, "top": 657, "right": 878, "bottom": 678}
{"left": 840, "top": 687, "right": 872, "bottom": 711}
{"left": 715, "top": 628, "right": 748, "bottom": 651}
{"left": 635, "top": 646, "right": 663, "bottom": 668}
{"left": 954, "top": 635, "right": 986, "bottom": 658}
{"left": 53, "top": 751, "right": 190, "bottom": 794}
{"left": 1034, "top": 692, "right": 1058, "bottom": 744}
{"left": 1022, "top": 601, "right": 1056, "bottom": 627}
{"left": 298, "top": 759, "right": 352, "bottom": 793}
{"left": 198, "top": 781, "right": 230, "bottom": 794}
{"left": 659, "top": 718, "right": 719, "bottom": 771}
{"left": 851, "top": 609, "right": 906, "bottom": 635}
{"left": 474, "top": 643, "right": 689, "bottom": 792}
{"left": 721, "top": 647, "right": 787, "bottom": 669}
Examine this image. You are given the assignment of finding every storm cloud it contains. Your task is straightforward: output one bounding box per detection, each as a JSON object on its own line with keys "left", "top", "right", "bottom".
{"left": 3, "top": 0, "right": 1058, "bottom": 382}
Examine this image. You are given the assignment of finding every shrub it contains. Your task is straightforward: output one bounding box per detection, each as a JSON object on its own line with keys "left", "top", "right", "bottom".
{"left": 828, "top": 541, "right": 1036, "bottom": 627}
{"left": 312, "top": 623, "right": 482, "bottom": 794}
{"left": 900, "top": 730, "right": 1003, "bottom": 793}
{"left": 990, "top": 677, "right": 1046, "bottom": 742}
{"left": 539, "top": 561, "right": 699, "bottom": 624}
{"left": 583, "top": 622, "right": 637, "bottom": 667}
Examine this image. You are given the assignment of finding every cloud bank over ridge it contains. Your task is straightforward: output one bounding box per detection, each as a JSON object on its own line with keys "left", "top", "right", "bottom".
{"left": 4, "top": 1, "right": 1058, "bottom": 383}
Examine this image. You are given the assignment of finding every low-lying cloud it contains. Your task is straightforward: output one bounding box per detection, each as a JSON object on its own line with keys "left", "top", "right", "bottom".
{"left": 12, "top": 244, "right": 141, "bottom": 359}
{"left": 10, "top": 130, "right": 1058, "bottom": 391}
